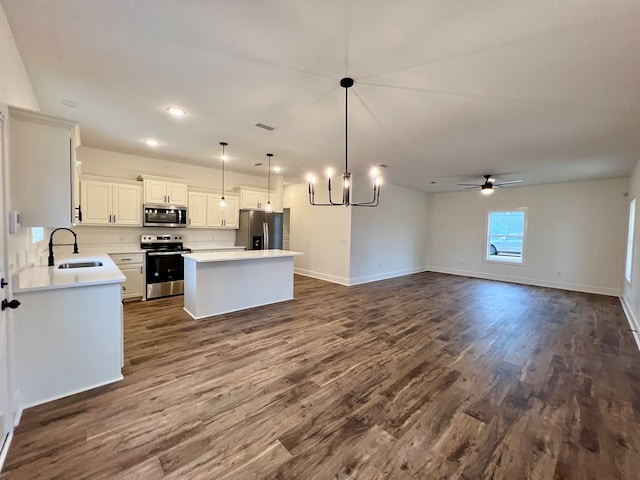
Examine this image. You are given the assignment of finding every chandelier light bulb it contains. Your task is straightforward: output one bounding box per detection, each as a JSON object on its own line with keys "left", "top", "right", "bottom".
{"left": 307, "top": 174, "right": 316, "bottom": 184}
{"left": 375, "top": 177, "right": 383, "bottom": 187}
{"left": 326, "top": 167, "right": 334, "bottom": 178}
{"left": 370, "top": 167, "right": 379, "bottom": 178}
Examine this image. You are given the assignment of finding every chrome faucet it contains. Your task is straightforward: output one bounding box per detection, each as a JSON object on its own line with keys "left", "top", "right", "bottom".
{"left": 48, "top": 228, "right": 79, "bottom": 266}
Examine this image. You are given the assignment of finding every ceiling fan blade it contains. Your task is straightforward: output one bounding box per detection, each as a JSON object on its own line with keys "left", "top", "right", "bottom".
{"left": 457, "top": 183, "right": 482, "bottom": 187}
{"left": 493, "top": 180, "right": 523, "bottom": 186}
{"left": 463, "top": 186, "right": 478, "bottom": 190}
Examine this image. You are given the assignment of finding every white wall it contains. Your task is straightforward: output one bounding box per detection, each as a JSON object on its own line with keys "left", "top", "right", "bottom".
{"left": 284, "top": 183, "right": 351, "bottom": 284}
{"left": 350, "top": 181, "right": 429, "bottom": 284}
{"left": 0, "top": 4, "right": 44, "bottom": 275}
{"left": 621, "top": 160, "right": 640, "bottom": 346}
{"left": 78, "top": 146, "right": 277, "bottom": 193}
{"left": 284, "top": 178, "right": 429, "bottom": 286}
{"left": 0, "top": 6, "right": 38, "bottom": 111}
{"left": 427, "top": 177, "right": 629, "bottom": 296}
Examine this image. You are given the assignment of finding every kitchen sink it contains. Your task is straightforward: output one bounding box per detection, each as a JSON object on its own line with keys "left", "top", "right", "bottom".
{"left": 58, "top": 261, "right": 103, "bottom": 269}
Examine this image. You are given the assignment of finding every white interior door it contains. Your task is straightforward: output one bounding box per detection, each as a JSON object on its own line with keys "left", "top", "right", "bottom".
{"left": 0, "top": 107, "right": 12, "bottom": 458}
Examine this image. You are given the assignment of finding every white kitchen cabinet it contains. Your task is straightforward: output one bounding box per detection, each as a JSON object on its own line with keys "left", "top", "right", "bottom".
{"left": 110, "top": 253, "right": 145, "bottom": 301}
{"left": 9, "top": 106, "right": 80, "bottom": 227}
{"left": 188, "top": 190, "right": 239, "bottom": 229}
{"left": 239, "top": 189, "right": 270, "bottom": 210}
{"left": 14, "top": 282, "right": 123, "bottom": 408}
{"left": 207, "top": 194, "right": 239, "bottom": 228}
{"left": 188, "top": 191, "right": 207, "bottom": 227}
{"left": 139, "top": 176, "right": 188, "bottom": 206}
{"left": 222, "top": 196, "right": 239, "bottom": 228}
{"left": 80, "top": 178, "right": 142, "bottom": 226}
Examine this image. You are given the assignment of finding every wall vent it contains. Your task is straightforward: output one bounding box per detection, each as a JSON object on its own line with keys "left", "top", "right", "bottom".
{"left": 255, "top": 123, "right": 275, "bottom": 131}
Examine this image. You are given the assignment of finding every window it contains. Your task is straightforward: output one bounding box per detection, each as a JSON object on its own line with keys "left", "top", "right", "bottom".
{"left": 486, "top": 210, "right": 526, "bottom": 264}
{"left": 32, "top": 227, "right": 44, "bottom": 244}
{"left": 625, "top": 198, "right": 635, "bottom": 283}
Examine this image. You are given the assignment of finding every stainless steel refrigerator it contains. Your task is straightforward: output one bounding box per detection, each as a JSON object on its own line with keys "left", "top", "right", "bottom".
{"left": 236, "top": 210, "right": 283, "bottom": 250}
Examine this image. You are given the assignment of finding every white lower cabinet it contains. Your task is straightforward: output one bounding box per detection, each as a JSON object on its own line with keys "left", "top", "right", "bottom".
{"left": 14, "top": 283, "right": 123, "bottom": 408}
{"left": 110, "top": 253, "right": 145, "bottom": 300}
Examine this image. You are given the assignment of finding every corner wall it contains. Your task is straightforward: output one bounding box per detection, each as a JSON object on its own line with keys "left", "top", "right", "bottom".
{"left": 284, "top": 183, "right": 351, "bottom": 284}
{"left": 349, "top": 181, "right": 429, "bottom": 285}
{"left": 427, "top": 177, "right": 629, "bottom": 296}
{"left": 621, "top": 160, "right": 640, "bottom": 347}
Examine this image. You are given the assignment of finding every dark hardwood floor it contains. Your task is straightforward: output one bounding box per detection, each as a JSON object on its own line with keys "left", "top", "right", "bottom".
{"left": 2, "top": 272, "right": 639, "bottom": 479}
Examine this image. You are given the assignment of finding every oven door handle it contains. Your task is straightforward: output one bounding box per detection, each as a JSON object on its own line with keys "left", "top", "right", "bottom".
{"left": 147, "top": 251, "right": 190, "bottom": 257}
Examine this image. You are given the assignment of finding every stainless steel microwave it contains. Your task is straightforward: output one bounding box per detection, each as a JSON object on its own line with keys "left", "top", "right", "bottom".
{"left": 143, "top": 205, "right": 187, "bottom": 227}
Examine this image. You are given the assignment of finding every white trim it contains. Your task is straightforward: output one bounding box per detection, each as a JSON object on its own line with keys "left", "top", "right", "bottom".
{"left": 294, "top": 268, "right": 350, "bottom": 286}
{"left": 18, "top": 375, "right": 123, "bottom": 410}
{"left": 348, "top": 266, "right": 429, "bottom": 286}
{"left": 620, "top": 296, "right": 640, "bottom": 352}
{"left": 427, "top": 266, "right": 621, "bottom": 297}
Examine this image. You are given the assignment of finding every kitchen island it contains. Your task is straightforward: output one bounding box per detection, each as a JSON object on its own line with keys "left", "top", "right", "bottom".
{"left": 182, "top": 249, "right": 303, "bottom": 319}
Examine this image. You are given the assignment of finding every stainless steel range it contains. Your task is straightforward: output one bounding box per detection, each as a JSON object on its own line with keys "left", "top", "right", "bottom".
{"left": 141, "top": 234, "right": 191, "bottom": 299}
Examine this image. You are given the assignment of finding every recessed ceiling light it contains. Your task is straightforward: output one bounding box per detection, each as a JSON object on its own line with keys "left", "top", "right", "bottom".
{"left": 145, "top": 138, "right": 159, "bottom": 147}
{"left": 273, "top": 166, "right": 282, "bottom": 173}
{"left": 166, "top": 106, "right": 186, "bottom": 117}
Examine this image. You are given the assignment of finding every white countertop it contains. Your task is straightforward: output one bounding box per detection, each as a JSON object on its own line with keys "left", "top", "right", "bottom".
{"left": 13, "top": 254, "right": 126, "bottom": 293}
{"left": 183, "top": 249, "right": 303, "bottom": 263}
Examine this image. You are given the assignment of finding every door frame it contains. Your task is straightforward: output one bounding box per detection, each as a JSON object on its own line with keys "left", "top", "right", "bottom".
{"left": 0, "top": 102, "right": 18, "bottom": 470}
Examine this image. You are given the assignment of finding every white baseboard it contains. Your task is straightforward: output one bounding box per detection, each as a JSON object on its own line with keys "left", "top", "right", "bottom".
{"left": 348, "top": 266, "right": 429, "bottom": 286}
{"left": 294, "top": 268, "right": 350, "bottom": 286}
{"left": 427, "top": 266, "right": 621, "bottom": 297}
{"left": 620, "top": 296, "right": 640, "bottom": 352}
{"left": 19, "top": 375, "right": 124, "bottom": 411}
{"left": 0, "top": 430, "right": 13, "bottom": 473}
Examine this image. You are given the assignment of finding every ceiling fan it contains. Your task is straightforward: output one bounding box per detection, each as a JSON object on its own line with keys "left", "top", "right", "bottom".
{"left": 457, "top": 175, "right": 522, "bottom": 195}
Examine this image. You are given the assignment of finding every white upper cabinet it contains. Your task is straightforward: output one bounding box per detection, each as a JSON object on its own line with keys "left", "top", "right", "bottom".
{"left": 187, "top": 192, "right": 207, "bottom": 228}
{"left": 222, "top": 196, "right": 239, "bottom": 228}
{"left": 9, "top": 107, "right": 80, "bottom": 227}
{"left": 80, "top": 178, "right": 142, "bottom": 226}
{"left": 237, "top": 188, "right": 276, "bottom": 211}
{"left": 113, "top": 183, "right": 143, "bottom": 225}
{"left": 189, "top": 190, "right": 239, "bottom": 229}
{"left": 139, "top": 176, "right": 188, "bottom": 206}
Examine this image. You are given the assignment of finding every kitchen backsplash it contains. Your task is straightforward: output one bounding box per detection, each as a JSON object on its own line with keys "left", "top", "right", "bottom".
{"left": 55, "top": 225, "right": 237, "bottom": 254}
{"left": 7, "top": 226, "right": 47, "bottom": 274}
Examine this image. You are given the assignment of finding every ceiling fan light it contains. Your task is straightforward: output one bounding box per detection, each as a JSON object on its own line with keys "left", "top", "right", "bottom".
{"left": 481, "top": 185, "right": 494, "bottom": 195}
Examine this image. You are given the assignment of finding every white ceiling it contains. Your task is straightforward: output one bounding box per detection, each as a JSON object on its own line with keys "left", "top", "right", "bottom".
{"left": 3, "top": 0, "right": 640, "bottom": 192}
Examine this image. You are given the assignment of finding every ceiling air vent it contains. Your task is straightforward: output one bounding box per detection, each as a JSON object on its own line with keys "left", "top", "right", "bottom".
{"left": 255, "top": 123, "right": 275, "bottom": 131}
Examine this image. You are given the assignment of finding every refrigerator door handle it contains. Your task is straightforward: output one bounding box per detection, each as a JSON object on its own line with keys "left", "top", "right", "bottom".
{"left": 264, "top": 222, "right": 269, "bottom": 250}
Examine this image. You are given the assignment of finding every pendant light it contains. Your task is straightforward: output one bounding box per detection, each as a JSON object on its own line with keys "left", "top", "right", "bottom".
{"left": 307, "top": 77, "right": 382, "bottom": 207}
{"left": 265, "top": 153, "right": 273, "bottom": 213}
{"left": 220, "top": 142, "right": 228, "bottom": 207}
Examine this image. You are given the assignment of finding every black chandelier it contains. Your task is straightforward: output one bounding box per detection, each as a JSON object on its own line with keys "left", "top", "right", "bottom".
{"left": 307, "top": 77, "right": 382, "bottom": 207}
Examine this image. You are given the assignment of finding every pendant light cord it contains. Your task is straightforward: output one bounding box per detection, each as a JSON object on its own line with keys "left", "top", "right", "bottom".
{"left": 345, "top": 83, "right": 348, "bottom": 175}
